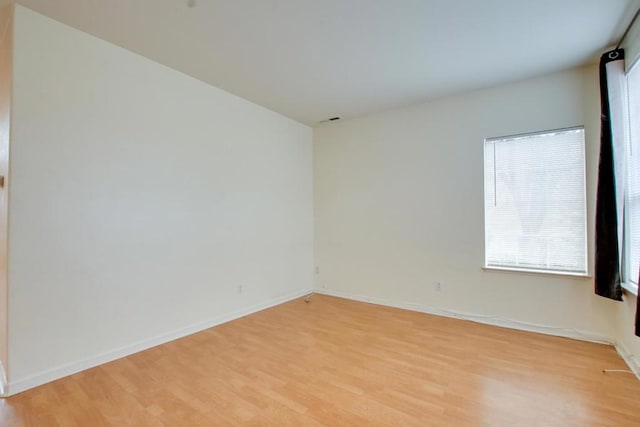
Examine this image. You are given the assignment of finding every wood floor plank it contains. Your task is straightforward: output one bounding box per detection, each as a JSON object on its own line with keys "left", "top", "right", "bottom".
{"left": 2, "top": 294, "right": 640, "bottom": 426}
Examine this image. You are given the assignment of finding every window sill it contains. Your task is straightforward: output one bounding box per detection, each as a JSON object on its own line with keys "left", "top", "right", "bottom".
{"left": 483, "top": 265, "right": 591, "bottom": 279}
{"left": 622, "top": 281, "right": 639, "bottom": 296}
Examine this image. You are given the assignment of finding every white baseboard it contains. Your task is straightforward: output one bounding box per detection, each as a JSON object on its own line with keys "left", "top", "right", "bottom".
{"left": 613, "top": 341, "right": 640, "bottom": 379}
{"left": 3, "top": 288, "right": 313, "bottom": 397}
{"left": 316, "top": 288, "right": 640, "bottom": 380}
{"left": 6, "top": 287, "right": 636, "bottom": 397}
{"left": 0, "top": 360, "right": 6, "bottom": 395}
{"left": 316, "top": 288, "right": 640, "bottom": 382}
{"left": 315, "top": 288, "right": 613, "bottom": 344}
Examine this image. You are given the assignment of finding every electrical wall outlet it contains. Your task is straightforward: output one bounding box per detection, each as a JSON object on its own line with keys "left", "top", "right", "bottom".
{"left": 238, "top": 285, "right": 243, "bottom": 294}
{"left": 435, "top": 281, "right": 442, "bottom": 291}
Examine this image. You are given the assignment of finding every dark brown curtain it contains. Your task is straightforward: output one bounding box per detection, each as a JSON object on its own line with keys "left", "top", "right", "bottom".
{"left": 595, "top": 49, "right": 624, "bottom": 302}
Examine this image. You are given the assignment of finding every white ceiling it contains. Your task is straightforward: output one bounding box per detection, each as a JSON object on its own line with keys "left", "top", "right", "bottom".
{"left": 15, "top": 0, "right": 640, "bottom": 125}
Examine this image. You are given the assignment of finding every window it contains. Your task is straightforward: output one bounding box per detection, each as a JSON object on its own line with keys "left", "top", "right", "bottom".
{"left": 484, "top": 127, "right": 587, "bottom": 275}
{"left": 624, "top": 62, "right": 640, "bottom": 293}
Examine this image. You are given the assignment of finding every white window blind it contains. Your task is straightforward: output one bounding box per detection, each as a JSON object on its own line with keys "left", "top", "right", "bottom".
{"left": 625, "top": 62, "right": 640, "bottom": 286}
{"left": 484, "top": 127, "right": 587, "bottom": 275}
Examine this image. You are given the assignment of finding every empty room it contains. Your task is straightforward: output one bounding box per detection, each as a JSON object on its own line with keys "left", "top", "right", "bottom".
{"left": 1, "top": 0, "right": 640, "bottom": 425}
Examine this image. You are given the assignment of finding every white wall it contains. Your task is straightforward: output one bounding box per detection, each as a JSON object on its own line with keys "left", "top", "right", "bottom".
{"left": 314, "top": 66, "right": 620, "bottom": 340}
{"left": 0, "top": 0, "right": 12, "bottom": 389}
{"left": 8, "top": 5, "right": 313, "bottom": 392}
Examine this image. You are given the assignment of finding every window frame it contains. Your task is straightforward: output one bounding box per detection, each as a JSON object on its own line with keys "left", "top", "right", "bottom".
{"left": 622, "top": 61, "right": 640, "bottom": 295}
{"left": 482, "top": 126, "right": 589, "bottom": 277}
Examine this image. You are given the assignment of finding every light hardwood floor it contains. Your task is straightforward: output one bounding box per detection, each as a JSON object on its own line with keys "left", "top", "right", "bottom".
{"left": 1, "top": 294, "right": 640, "bottom": 426}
